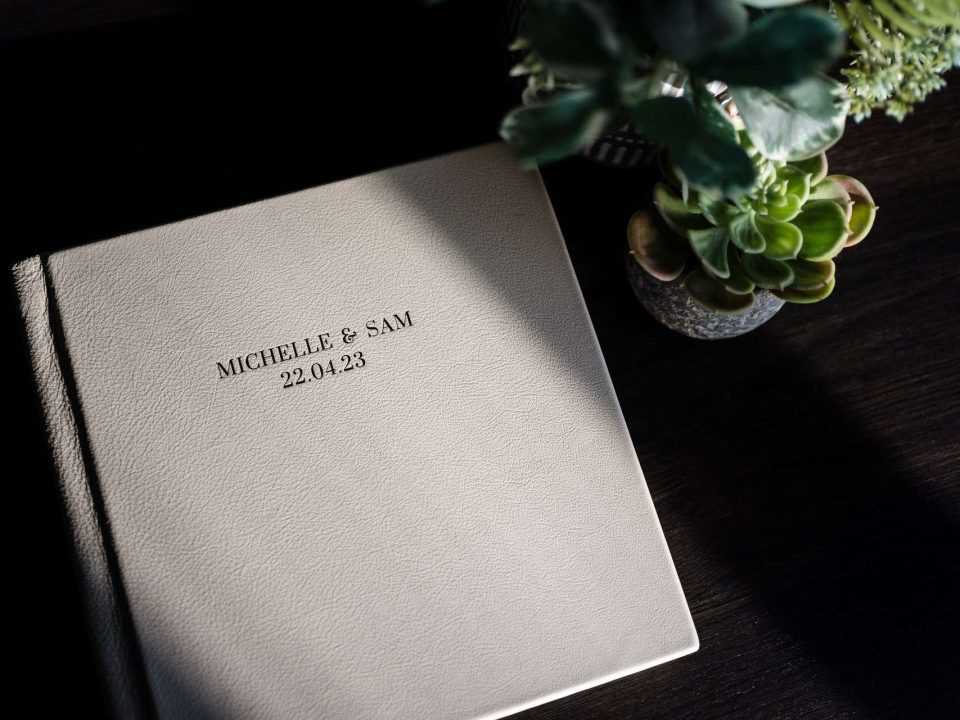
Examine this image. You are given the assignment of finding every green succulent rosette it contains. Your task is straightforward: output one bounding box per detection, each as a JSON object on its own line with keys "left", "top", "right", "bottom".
{"left": 629, "top": 129, "right": 877, "bottom": 314}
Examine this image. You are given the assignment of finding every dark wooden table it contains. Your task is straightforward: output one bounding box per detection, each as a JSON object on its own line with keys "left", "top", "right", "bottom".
{"left": 3, "top": 3, "right": 958, "bottom": 718}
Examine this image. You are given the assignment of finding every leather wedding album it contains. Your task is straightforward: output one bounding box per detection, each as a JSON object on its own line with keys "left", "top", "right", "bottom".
{"left": 13, "top": 143, "right": 697, "bottom": 719}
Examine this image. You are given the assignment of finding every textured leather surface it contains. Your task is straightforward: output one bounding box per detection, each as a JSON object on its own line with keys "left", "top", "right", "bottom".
{"left": 18, "top": 143, "right": 697, "bottom": 719}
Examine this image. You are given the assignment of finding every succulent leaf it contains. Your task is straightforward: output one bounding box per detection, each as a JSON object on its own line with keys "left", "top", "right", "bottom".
{"left": 657, "top": 149, "right": 683, "bottom": 190}
{"left": 759, "top": 221, "right": 803, "bottom": 260}
{"left": 828, "top": 175, "right": 878, "bottom": 246}
{"left": 742, "top": 254, "right": 796, "bottom": 290}
{"left": 723, "top": 244, "right": 756, "bottom": 295}
{"left": 688, "top": 227, "right": 731, "bottom": 279}
{"left": 794, "top": 200, "right": 850, "bottom": 261}
{"left": 845, "top": 197, "right": 877, "bottom": 247}
{"left": 730, "top": 211, "right": 766, "bottom": 253}
{"left": 627, "top": 211, "right": 690, "bottom": 282}
{"left": 787, "top": 258, "right": 836, "bottom": 290}
{"left": 808, "top": 177, "right": 853, "bottom": 206}
{"left": 653, "top": 183, "right": 712, "bottom": 234}
{"left": 698, "top": 194, "right": 740, "bottom": 226}
{"left": 764, "top": 193, "right": 803, "bottom": 222}
{"left": 754, "top": 214, "right": 803, "bottom": 258}
{"left": 684, "top": 268, "right": 756, "bottom": 314}
{"left": 828, "top": 175, "right": 874, "bottom": 204}
{"left": 777, "top": 165, "right": 812, "bottom": 205}
{"left": 772, "top": 276, "right": 836, "bottom": 303}
{"left": 790, "top": 152, "right": 829, "bottom": 183}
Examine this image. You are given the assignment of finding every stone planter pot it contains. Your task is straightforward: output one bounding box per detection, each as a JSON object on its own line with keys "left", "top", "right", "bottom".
{"left": 626, "top": 249, "right": 785, "bottom": 340}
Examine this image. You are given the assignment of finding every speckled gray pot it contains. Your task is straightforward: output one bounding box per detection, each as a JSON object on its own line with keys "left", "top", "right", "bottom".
{"left": 626, "top": 248, "right": 784, "bottom": 340}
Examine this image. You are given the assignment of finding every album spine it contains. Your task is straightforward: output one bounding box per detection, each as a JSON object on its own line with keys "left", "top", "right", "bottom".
{"left": 12, "top": 256, "right": 152, "bottom": 720}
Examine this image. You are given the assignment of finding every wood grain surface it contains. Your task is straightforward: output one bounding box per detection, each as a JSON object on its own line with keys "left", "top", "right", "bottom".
{"left": 2, "top": 2, "right": 957, "bottom": 718}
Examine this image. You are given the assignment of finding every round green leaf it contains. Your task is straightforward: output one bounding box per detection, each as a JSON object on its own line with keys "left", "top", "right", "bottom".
{"left": 628, "top": 211, "right": 689, "bottom": 282}
{"left": 828, "top": 175, "right": 877, "bottom": 246}
{"left": 794, "top": 199, "right": 850, "bottom": 261}
{"left": 765, "top": 193, "right": 803, "bottom": 222}
{"left": 632, "top": 97, "right": 756, "bottom": 197}
{"left": 787, "top": 258, "right": 836, "bottom": 290}
{"left": 742, "top": 254, "right": 795, "bottom": 290}
{"left": 644, "top": 0, "right": 747, "bottom": 65}
{"left": 653, "top": 183, "right": 712, "bottom": 234}
{"left": 684, "top": 268, "right": 755, "bottom": 315}
{"left": 688, "top": 227, "right": 731, "bottom": 279}
{"left": 730, "top": 75, "right": 849, "bottom": 161}
{"left": 521, "top": 0, "right": 624, "bottom": 83}
{"left": 698, "top": 193, "right": 739, "bottom": 226}
{"left": 754, "top": 213, "right": 802, "bottom": 258}
{"left": 500, "top": 88, "right": 610, "bottom": 167}
{"left": 772, "top": 277, "right": 836, "bottom": 303}
{"left": 777, "top": 165, "right": 812, "bottom": 205}
{"left": 730, "top": 211, "right": 766, "bottom": 253}
{"left": 692, "top": 9, "right": 844, "bottom": 89}
{"left": 790, "top": 152, "right": 828, "bottom": 184}
{"left": 808, "top": 177, "right": 852, "bottom": 206}
{"left": 845, "top": 198, "right": 877, "bottom": 247}
{"left": 827, "top": 175, "right": 874, "bottom": 204}
{"left": 722, "top": 245, "right": 756, "bottom": 295}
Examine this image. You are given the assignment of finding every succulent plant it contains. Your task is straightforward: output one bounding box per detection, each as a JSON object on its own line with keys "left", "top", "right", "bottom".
{"left": 628, "top": 125, "right": 877, "bottom": 314}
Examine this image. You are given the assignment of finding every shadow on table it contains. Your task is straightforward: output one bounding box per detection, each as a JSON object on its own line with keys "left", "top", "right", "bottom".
{"left": 388, "top": 154, "right": 959, "bottom": 717}
{"left": 540, "top": 160, "right": 959, "bottom": 718}
{"left": 612, "top": 321, "right": 959, "bottom": 717}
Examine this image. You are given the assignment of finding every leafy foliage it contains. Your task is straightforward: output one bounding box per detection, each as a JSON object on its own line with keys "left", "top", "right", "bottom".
{"left": 500, "top": 88, "right": 611, "bottom": 167}
{"left": 730, "top": 76, "right": 849, "bottom": 160}
{"left": 500, "top": 0, "right": 849, "bottom": 197}
{"left": 830, "top": 0, "right": 960, "bottom": 121}
{"left": 691, "top": 9, "right": 845, "bottom": 88}
{"left": 641, "top": 0, "right": 747, "bottom": 64}
{"left": 629, "top": 127, "right": 877, "bottom": 313}
{"left": 630, "top": 94, "right": 756, "bottom": 196}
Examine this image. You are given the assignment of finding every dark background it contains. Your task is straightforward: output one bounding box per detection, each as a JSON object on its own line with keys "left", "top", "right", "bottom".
{"left": 2, "top": 2, "right": 958, "bottom": 718}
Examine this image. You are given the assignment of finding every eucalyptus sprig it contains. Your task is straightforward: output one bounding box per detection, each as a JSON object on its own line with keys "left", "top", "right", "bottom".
{"left": 500, "top": 0, "right": 849, "bottom": 197}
